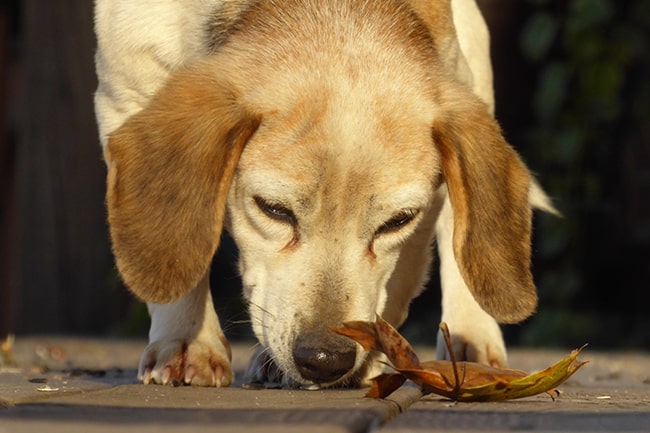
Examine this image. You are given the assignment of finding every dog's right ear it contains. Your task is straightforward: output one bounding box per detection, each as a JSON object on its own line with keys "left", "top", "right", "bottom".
{"left": 105, "top": 63, "right": 260, "bottom": 303}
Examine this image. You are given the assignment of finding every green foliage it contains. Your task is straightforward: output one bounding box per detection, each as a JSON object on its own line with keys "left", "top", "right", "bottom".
{"left": 518, "top": 0, "right": 650, "bottom": 348}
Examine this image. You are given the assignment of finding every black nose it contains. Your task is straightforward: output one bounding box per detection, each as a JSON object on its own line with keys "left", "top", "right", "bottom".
{"left": 293, "top": 345, "right": 356, "bottom": 384}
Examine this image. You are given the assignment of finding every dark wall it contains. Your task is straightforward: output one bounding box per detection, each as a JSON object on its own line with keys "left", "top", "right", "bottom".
{"left": 1, "top": 1, "right": 124, "bottom": 335}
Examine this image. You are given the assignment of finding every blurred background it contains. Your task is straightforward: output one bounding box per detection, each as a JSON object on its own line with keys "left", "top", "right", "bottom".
{"left": 1, "top": 0, "right": 648, "bottom": 350}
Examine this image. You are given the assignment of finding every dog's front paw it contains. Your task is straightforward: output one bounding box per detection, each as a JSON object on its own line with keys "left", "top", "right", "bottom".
{"left": 436, "top": 314, "right": 507, "bottom": 368}
{"left": 243, "top": 347, "right": 291, "bottom": 389}
{"left": 138, "top": 336, "right": 233, "bottom": 387}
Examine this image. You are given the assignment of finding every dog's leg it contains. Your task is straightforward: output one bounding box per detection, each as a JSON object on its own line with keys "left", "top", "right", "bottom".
{"left": 435, "top": 189, "right": 507, "bottom": 367}
{"left": 138, "top": 272, "right": 233, "bottom": 386}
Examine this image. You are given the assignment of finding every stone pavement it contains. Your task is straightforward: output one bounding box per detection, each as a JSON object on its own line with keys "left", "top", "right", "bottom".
{"left": 0, "top": 336, "right": 649, "bottom": 432}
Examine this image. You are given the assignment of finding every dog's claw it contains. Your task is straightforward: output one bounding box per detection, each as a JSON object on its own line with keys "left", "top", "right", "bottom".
{"left": 161, "top": 366, "right": 172, "bottom": 385}
{"left": 140, "top": 367, "right": 153, "bottom": 385}
{"left": 215, "top": 365, "right": 227, "bottom": 387}
{"left": 184, "top": 366, "right": 197, "bottom": 385}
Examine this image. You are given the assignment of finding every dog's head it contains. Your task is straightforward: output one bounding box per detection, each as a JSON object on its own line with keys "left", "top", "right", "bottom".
{"left": 106, "top": 0, "right": 540, "bottom": 387}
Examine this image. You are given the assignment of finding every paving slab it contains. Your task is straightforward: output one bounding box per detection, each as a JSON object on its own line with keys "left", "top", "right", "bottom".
{"left": 380, "top": 348, "right": 650, "bottom": 433}
{"left": 1, "top": 336, "right": 649, "bottom": 432}
{"left": 0, "top": 336, "right": 420, "bottom": 433}
{"left": 379, "top": 387, "right": 650, "bottom": 433}
{"left": 0, "top": 385, "right": 423, "bottom": 433}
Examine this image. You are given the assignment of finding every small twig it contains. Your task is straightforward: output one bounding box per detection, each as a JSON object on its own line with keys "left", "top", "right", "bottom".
{"left": 440, "top": 323, "right": 460, "bottom": 391}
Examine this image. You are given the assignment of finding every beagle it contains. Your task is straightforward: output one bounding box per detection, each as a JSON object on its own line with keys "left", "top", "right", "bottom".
{"left": 94, "top": 0, "right": 555, "bottom": 388}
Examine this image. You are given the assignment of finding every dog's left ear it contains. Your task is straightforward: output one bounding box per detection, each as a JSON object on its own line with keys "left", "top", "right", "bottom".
{"left": 105, "top": 63, "right": 261, "bottom": 304}
{"left": 433, "top": 82, "right": 537, "bottom": 324}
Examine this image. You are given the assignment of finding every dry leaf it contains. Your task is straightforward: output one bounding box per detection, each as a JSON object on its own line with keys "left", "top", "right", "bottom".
{"left": 1, "top": 334, "right": 15, "bottom": 367}
{"left": 334, "top": 315, "right": 587, "bottom": 402}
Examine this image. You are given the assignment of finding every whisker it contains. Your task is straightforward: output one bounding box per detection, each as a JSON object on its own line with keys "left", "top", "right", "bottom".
{"left": 249, "top": 341, "right": 262, "bottom": 351}
{"left": 247, "top": 302, "right": 276, "bottom": 320}
{"left": 246, "top": 302, "right": 266, "bottom": 314}
{"left": 229, "top": 319, "right": 253, "bottom": 325}
{"left": 245, "top": 316, "right": 270, "bottom": 330}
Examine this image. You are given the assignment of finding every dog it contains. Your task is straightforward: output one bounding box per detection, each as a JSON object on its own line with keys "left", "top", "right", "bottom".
{"left": 94, "top": 0, "right": 555, "bottom": 388}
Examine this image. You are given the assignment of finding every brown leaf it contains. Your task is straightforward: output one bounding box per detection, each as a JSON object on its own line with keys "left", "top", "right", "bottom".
{"left": 366, "top": 373, "right": 407, "bottom": 399}
{"left": 333, "top": 314, "right": 420, "bottom": 370}
{"left": 334, "top": 316, "right": 588, "bottom": 402}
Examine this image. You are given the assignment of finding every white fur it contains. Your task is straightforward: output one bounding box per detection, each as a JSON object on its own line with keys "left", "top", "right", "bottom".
{"left": 94, "top": 0, "right": 226, "bottom": 146}
{"left": 434, "top": 186, "right": 506, "bottom": 366}
{"left": 451, "top": 0, "right": 494, "bottom": 112}
{"left": 141, "top": 275, "right": 232, "bottom": 386}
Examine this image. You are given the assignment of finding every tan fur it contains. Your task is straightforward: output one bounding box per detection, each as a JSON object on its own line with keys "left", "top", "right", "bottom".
{"left": 432, "top": 80, "right": 537, "bottom": 323}
{"left": 106, "top": 68, "right": 261, "bottom": 303}
{"left": 96, "top": 0, "right": 552, "bottom": 387}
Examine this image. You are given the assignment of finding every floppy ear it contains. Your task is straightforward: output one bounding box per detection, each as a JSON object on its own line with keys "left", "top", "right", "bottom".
{"left": 433, "top": 83, "right": 536, "bottom": 324}
{"left": 105, "top": 64, "right": 261, "bottom": 304}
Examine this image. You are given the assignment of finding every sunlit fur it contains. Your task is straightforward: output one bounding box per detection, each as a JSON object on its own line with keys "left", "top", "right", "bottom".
{"left": 96, "top": 0, "right": 554, "bottom": 387}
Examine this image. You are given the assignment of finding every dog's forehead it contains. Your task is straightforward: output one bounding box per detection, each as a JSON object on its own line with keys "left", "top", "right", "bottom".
{"left": 227, "top": 0, "right": 444, "bottom": 210}
{"left": 238, "top": 95, "right": 439, "bottom": 208}
{"left": 222, "top": 0, "right": 443, "bottom": 115}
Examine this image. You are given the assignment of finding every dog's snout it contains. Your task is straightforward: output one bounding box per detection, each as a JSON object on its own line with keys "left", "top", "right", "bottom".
{"left": 292, "top": 344, "right": 356, "bottom": 384}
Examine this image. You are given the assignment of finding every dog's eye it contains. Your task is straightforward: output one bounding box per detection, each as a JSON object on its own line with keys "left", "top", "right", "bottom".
{"left": 376, "top": 209, "right": 418, "bottom": 235}
{"left": 254, "top": 196, "right": 297, "bottom": 225}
